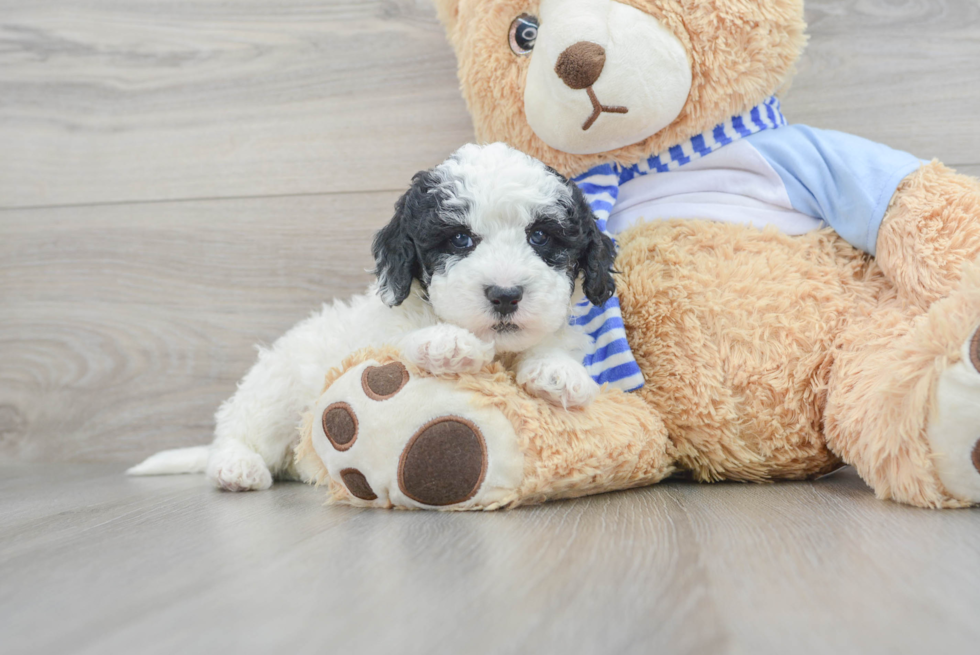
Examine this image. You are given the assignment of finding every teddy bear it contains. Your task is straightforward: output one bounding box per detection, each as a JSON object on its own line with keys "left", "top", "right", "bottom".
{"left": 296, "top": 0, "right": 980, "bottom": 510}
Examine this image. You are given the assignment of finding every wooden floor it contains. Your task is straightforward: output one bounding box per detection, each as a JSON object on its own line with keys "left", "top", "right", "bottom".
{"left": 2, "top": 464, "right": 978, "bottom": 655}
{"left": 2, "top": 1, "right": 980, "bottom": 653}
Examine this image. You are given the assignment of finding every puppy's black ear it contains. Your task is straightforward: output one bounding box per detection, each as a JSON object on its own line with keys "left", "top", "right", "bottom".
{"left": 372, "top": 171, "right": 435, "bottom": 306}
{"left": 569, "top": 184, "right": 617, "bottom": 306}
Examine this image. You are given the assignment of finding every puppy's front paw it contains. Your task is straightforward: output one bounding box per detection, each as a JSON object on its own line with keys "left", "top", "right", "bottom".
{"left": 517, "top": 357, "right": 599, "bottom": 409}
{"left": 401, "top": 325, "right": 495, "bottom": 375}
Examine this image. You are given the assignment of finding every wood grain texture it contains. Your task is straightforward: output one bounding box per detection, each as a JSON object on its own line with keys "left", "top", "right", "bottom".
{"left": 2, "top": 2, "right": 980, "bottom": 466}
{"left": 0, "top": 464, "right": 977, "bottom": 655}
{"left": 2, "top": 1, "right": 980, "bottom": 209}
{"left": 0, "top": 0, "right": 474, "bottom": 208}
{"left": 783, "top": 0, "right": 980, "bottom": 165}
{"left": 0, "top": 192, "right": 397, "bottom": 463}
{"left": 2, "top": 4, "right": 979, "bottom": 652}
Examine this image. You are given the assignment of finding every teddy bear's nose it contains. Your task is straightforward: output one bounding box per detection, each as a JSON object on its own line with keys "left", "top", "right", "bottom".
{"left": 555, "top": 41, "right": 607, "bottom": 90}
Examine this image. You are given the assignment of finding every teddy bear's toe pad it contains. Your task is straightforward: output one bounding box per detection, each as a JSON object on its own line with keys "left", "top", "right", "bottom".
{"left": 926, "top": 327, "right": 980, "bottom": 503}
{"left": 322, "top": 402, "right": 357, "bottom": 451}
{"left": 340, "top": 468, "right": 378, "bottom": 501}
{"left": 361, "top": 362, "right": 409, "bottom": 400}
{"left": 310, "top": 359, "right": 524, "bottom": 509}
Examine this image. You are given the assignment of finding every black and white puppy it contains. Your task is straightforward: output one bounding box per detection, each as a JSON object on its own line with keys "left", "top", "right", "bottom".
{"left": 128, "top": 143, "right": 616, "bottom": 491}
{"left": 377, "top": 142, "right": 616, "bottom": 378}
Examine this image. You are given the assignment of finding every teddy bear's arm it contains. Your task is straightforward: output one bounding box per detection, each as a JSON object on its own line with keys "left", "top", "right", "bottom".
{"left": 743, "top": 125, "right": 980, "bottom": 306}
{"left": 875, "top": 160, "right": 980, "bottom": 308}
{"left": 745, "top": 125, "right": 921, "bottom": 255}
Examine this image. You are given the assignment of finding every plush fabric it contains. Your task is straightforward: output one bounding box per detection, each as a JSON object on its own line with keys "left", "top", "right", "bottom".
{"left": 299, "top": 0, "right": 980, "bottom": 510}
{"left": 297, "top": 346, "right": 674, "bottom": 509}
{"left": 436, "top": 0, "right": 807, "bottom": 178}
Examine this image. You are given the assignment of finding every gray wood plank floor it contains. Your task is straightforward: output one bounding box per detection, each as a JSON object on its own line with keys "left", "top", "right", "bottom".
{"left": 2, "top": 1, "right": 980, "bottom": 653}
{"left": 2, "top": 464, "right": 978, "bottom": 655}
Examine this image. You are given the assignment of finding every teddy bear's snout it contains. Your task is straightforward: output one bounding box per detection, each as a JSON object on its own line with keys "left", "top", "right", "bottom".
{"left": 555, "top": 41, "right": 606, "bottom": 90}
{"left": 553, "top": 40, "right": 628, "bottom": 131}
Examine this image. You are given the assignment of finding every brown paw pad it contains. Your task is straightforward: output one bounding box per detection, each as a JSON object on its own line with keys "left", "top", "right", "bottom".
{"left": 361, "top": 362, "right": 410, "bottom": 400}
{"left": 398, "top": 417, "right": 487, "bottom": 506}
{"left": 340, "top": 468, "right": 378, "bottom": 501}
{"left": 970, "top": 329, "right": 980, "bottom": 373}
{"left": 323, "top": 402, "right": 358, "bottom": 451}
{"left": 973, "top": 439, "right": 980, "bottom": 475}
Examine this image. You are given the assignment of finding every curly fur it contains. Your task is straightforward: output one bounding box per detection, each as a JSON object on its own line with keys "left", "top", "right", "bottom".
{"left": 130, "top": 144, "right": 618, "bottom": 491}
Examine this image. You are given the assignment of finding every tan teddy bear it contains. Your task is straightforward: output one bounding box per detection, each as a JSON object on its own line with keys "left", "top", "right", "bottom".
{"left": 298, "top": 0, "right": 980, "bottom": 509}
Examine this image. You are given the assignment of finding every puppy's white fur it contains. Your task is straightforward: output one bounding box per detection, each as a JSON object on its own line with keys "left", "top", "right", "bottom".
{"left": 129, "top": 143, "right": 601, "bottom": 491}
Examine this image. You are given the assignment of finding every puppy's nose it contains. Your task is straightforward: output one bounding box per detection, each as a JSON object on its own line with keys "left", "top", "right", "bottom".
{"left": 555, "top": 41, "right": 606, "bottom": 90}
{"left": 485, "top": 286, "right": 523, "bottom": 316}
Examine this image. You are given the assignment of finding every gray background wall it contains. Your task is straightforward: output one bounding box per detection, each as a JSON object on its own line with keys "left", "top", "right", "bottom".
{"left": 3, "top": 0, "right": 980, "bottom": 465}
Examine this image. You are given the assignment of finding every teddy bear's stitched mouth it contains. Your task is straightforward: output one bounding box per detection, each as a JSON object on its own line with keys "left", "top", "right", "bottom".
{"left": 582, "top": 86, "right": 628, "bottom": 131}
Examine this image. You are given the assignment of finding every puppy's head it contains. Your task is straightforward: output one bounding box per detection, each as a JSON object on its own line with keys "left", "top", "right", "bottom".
{"left": 373, "top": 142, "right": 615, "bottom": 352}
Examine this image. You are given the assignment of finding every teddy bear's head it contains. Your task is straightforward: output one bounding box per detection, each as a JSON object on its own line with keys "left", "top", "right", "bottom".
{"left": 435, "top": 0, "right": 806, "bottom": 177}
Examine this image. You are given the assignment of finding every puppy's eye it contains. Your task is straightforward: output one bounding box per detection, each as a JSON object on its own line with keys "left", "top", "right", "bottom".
{"left": 508, "top": 14, "right": 538, "bottom": 56}
{"left": 528, "top": 230, "right": 550, "bottom": 247}
{"left": 450, "top": 232, "right": 474, "bottom": 249}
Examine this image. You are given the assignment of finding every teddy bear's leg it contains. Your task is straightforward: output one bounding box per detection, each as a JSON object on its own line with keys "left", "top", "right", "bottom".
{"left": 825, "top": 264, "right": 980, "bottom": 508}
{"left": 295, "top": 348, "right": 676, "bottom": 510}
{"left": 876, "top": 161, "right": 980, "bottom": 309}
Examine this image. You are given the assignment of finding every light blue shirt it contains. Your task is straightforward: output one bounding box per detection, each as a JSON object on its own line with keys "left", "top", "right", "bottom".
{"left": 746, "top": 126, "right": 921, "bottom": 255}
{"left": 572, "top": 97, "right": 922, "bottom": 391}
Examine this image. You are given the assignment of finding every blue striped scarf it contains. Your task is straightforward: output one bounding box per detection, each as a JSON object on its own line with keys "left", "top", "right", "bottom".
{"left": 570, "top": 96, "right": 788, "bottom": 391}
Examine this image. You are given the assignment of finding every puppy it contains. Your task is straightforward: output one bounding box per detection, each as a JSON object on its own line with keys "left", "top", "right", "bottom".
{"left": 128, "top": 143, "right": 616, "bottom": 491}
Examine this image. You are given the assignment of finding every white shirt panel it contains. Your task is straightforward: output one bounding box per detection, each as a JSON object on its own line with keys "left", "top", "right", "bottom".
{"left": 606, "top": 139, "right": 826, "bottom": 236}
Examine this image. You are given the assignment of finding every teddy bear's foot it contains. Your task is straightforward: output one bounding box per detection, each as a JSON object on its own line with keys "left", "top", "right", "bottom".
{"left": 826, "top": 263, "right": 980, "bottom": 508}
{"left": 926, "top": 325, "right": 980, "bottom": 504}
{"left": 297, "top": 346, "right": 677, "bottom": 510}
{"left": 304, "top": 358, "right": 525, "bottom": 510}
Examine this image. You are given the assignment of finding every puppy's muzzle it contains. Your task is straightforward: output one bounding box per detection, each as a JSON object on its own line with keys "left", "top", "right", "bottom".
{"left": 485, "top": 285, "right": 523, "bottom": 317}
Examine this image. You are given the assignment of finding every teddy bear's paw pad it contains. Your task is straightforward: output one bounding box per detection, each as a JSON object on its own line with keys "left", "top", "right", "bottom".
{"left": 399, "top": 417, "right": 487, "bottom": 506}
{"left": 310, "top": 359, "right": 524, "bottom": 509}
{"left": 925, "top": 326, "right": 980, "bottom": 504}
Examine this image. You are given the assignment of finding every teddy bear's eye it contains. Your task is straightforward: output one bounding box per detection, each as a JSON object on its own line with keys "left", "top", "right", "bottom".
{"left": 509, "top": 14, "right": 539, "bottom": 56}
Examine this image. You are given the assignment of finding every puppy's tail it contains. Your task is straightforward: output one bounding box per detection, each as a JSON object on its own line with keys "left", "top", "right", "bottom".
{"left": 126, "top": 446, "right": 209, "bottom": 476}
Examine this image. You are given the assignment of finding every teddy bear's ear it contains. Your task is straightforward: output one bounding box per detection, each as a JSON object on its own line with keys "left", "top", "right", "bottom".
{"left": 432, "top": 0, "right": 461, "bottom": 35}
{"left": 371, "top": 172, "right": 435, "bottom": 307}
